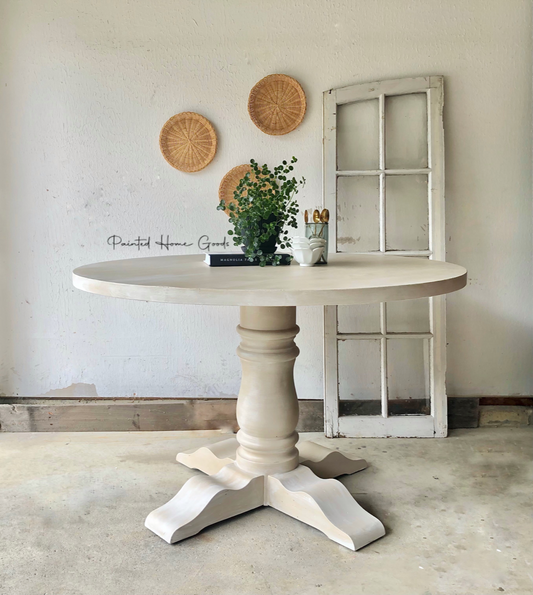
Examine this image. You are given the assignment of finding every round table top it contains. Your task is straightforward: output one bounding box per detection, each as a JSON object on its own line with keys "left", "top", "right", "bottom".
{"left": 72, "top": 254, "right": 467, "bottom": 307}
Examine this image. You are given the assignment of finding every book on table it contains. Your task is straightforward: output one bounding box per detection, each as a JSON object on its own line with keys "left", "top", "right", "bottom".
{"left": 204, "top": 253, "right": 292, "bottom": 267}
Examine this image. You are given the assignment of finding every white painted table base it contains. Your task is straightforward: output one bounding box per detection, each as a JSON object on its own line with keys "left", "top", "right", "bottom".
{"left": 73, "top": 253, "right": 466, "bottom": 551}
{"left": 145, "top": 306, "right": 384, "bottom": 550}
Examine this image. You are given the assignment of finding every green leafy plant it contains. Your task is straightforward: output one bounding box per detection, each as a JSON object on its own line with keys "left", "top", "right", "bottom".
{"left": 217, "top": 157, "right": 305, "bottom": 266}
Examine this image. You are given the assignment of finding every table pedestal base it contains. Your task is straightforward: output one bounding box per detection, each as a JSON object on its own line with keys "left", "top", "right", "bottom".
{"left": 146, "top": 440, "right": 384, "bottom": 550}
{"left": 176, "top": 436, "right": 368, "bottom": 479}
{"left": 145, "top": 306, "right": 385, "bottom": 551}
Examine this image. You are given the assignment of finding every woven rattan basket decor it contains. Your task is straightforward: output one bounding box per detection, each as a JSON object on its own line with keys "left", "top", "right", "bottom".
{"left": 218, "top": 164, "right": 253, "bottom": 215}
{"left": 159, "top": 112, "right": 217, "bottom": 172}
{"left": 248, "top": 74, "right": 306, "bottom": 136}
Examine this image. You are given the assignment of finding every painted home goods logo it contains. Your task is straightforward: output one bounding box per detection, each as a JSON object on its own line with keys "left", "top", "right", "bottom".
{"left": 107, "top": 235, "right": 230, "bottom": 252}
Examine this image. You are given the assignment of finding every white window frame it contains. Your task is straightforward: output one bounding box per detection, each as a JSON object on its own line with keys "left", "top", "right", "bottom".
{"left": 323, "top": 76, "right": 446, "bottom": 438}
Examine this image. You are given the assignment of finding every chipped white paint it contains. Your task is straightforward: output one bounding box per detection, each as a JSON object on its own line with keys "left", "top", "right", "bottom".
{"left": 323, "top": 77, "right": 448, "bottom": 438}
{"left": 0, "top": 0, "right": 531, "bottom": 400}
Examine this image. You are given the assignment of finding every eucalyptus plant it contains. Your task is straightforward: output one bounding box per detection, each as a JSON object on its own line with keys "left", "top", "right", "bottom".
{"left": 217, "top": 157, "right": 305, "bottom": 266}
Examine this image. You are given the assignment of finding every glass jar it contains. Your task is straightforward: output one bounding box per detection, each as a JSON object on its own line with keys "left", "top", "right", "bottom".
{"left": 305, "top": 223, "right": 328, "bottom": 264}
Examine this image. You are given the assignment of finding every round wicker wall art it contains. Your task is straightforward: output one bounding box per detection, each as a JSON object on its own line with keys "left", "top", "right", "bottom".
{"left": 248, "top": 74, "right": 306, "bottom": 136}
{"left": 218, "top": 164, "right": 252, "bottom": 215}
{"left": 159, "top": 112, "right": 217, "bottom": 172}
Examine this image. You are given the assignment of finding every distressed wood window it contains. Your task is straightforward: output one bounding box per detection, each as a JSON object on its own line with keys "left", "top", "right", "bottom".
{"left": 323, "top": 77, "right": 446, "bottom": 438}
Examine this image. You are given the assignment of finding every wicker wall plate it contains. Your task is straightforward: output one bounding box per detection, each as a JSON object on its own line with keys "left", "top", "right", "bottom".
{"left": 218, "top": 164, "right": 252, "bottom": 215}
{"left": 248, "top": 74, "right": 307, "bottom": 136}
{"left": 159, "top": 112, "right": 217, "bottom": 172}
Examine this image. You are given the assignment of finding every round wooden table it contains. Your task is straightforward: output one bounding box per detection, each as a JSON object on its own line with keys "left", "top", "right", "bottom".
{"left": 73, "top": 253, "right": 467, "bottom": 550}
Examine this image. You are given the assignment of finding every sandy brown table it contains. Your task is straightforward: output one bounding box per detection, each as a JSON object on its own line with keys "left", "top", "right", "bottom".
{"left": 73, "top": 253, "right": 466, "bottom": 550}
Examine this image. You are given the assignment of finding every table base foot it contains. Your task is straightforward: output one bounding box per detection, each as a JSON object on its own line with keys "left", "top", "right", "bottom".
{"left": 177, "top": 437, "right": 368, "bottom": 479}
{"left": 146, "top": 460, "right": 384, "bottom": 550}
{"left": 268, "top": 466, "right": 385, "bottom": 551}
{"left": 145, "top": 463, "right": 264, "bottom": 544}
{"left": 297, "top": 441, "right": 368, "bottom": 479}
{"left": 176, "top": 438, "right": 239, "bottom": 476}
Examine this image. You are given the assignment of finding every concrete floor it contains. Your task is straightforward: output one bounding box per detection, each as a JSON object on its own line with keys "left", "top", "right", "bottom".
{"left": 0, "top": 428, "right": 531, "bottom": 595}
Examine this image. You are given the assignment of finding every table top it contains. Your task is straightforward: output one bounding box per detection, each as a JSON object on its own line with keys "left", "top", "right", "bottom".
{"left": 72, "top": 254, "right": 467, "bottom": 307}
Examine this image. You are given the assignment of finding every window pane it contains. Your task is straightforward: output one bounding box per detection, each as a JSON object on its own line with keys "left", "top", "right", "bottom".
{"left": 387, "top": 338, "right": 430, "bottom": 416}
{"left": 338, "top": 303, "right": 381, "bottom": 333}
{"left": 386, "top": 298, "right": 430, "bottom": 333}
{"left": 338, "top": 340, "right": 381, "bottom": 416}
{"left": 337, "top": 176, "right": 380, "bottom": 252}
{"left": 337, "top": 99, "right": 379, "bottom": 171}
{"left": 339, "top": 399, "right": 382, "bottom": 417}
{"left": 385, "top": 175, "right": 428, "bottom": 250}
{"left": 385, "top": 93, "right": 428, "bottom": 169}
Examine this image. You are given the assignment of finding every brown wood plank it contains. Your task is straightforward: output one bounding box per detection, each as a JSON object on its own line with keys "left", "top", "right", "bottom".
{"left": 1, "top": 396, "right": 530, "bottom": 433}
{"left": 0, "top": 399, "right": 325, "bottom": 433}
{"left": 479, "top": 396, "right": 533, "bottom": 407}
{"left": 448, "top": 397, "right": 479, "bottom": 429}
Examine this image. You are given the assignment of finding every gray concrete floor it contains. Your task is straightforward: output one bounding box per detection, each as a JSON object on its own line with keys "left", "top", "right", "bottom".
{"left": 0, "top": 428, "right": 531, "bottom": 595}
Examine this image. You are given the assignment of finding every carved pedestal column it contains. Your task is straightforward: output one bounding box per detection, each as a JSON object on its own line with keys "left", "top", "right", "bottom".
{"left": 235, "top": 306, "right": 300, "bottom": 476}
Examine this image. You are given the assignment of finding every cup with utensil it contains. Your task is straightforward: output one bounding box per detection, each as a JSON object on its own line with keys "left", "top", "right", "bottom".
{"left": 303, "top": 208, "right": 329, "bottom": 264}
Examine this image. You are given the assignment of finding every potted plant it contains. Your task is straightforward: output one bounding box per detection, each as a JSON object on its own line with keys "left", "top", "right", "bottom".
{"left": 218, "top": 158, "right": 305, "bottom": 266}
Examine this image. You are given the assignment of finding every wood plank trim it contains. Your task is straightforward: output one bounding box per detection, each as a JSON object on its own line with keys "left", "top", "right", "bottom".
{"left": 334, "top": 76, "right": 433, "bottom": 104}
{"left": 0, "top": 399, "right": 324, "bottom": 433}
{"left": 0, "top": 397, "right": 529, "bottom": 433}
{"left": 338, "top": 332, "right": 433, "bottom": 340}
{"left": 336, "top": 168, "right": 431, "bottom": 176}
{"left": 479, "top": 396, "right": 533, "bottom": 407}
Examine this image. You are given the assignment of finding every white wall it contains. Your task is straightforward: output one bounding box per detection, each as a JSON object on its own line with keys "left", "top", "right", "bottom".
{"left": 1, "top": 0, "right": 531, "bottom": 399}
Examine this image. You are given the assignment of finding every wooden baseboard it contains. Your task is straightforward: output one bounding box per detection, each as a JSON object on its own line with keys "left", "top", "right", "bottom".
{"left": 448, "top": 396, "right": 533, "bottom": 429}
{"left": 0, "top": 396, "right": 530, "bottom": 433}
{"left": 0, "top": 398, "right": 324, "bottom": 433}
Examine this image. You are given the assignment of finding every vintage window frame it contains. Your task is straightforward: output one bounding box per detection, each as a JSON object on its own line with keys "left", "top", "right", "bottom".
{"left": 323, "top": 76, "right": 446, "bottom": 438}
